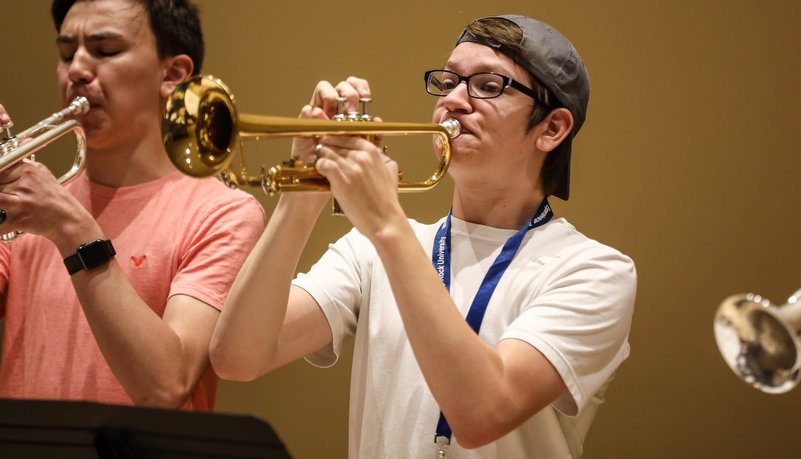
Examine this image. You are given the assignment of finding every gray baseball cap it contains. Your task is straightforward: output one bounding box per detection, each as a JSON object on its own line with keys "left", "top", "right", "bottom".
{"left": 456, "top": 15, "right": 590, "bottom": 200}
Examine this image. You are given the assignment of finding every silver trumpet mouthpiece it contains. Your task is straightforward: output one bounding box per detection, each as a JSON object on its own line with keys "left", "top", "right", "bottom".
{"left": 440, "top": 118, "right": 461, "bottom": 139}
{"left": 69, "top": 96, "right": 91, "bottom": 116}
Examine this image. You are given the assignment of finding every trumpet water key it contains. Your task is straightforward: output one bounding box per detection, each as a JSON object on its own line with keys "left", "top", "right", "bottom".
{"left": 162, "top": 75, "right": 460, "bottom": 202}
{"left": 0, "top": 97, "right": 89, "bottom": 243}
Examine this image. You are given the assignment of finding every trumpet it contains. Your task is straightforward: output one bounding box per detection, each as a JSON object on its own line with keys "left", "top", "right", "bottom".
{"left": 162, "top": 75, "right": 460, "bottom": 198}
{"left": 0, "top": 97, "right": 89, "bottom": 243}
{"left": 714, "top": 288, "right": 801, "bottom": 393}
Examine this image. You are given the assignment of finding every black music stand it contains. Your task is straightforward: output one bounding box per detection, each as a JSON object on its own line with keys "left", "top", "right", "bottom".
{"left": 0, "top": 398, "right": 291, "bottom": 458}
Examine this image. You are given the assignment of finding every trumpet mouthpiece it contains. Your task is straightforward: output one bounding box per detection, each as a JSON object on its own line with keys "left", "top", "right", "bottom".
{"left": 69, "top": 97, "right": 90, "bottom": 115}
{"left": 440, "top": 118, "right": 461, "bottom": 139}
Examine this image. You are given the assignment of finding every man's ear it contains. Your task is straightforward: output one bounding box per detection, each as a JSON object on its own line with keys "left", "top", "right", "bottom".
{"left": 160, "top": 54, "right": 194, "bottom": 99}
{"left": 535, "top": 108, "right": 574, "bottom": 153}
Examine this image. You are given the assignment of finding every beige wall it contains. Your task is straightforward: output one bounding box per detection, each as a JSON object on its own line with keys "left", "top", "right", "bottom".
{"left": 3, "top": 0, "right": 801, "bottom": 457}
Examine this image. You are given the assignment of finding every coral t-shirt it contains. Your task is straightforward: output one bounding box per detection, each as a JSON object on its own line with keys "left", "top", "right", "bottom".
{"left": 0, "top": 171, "right": 265, "bottom": 410}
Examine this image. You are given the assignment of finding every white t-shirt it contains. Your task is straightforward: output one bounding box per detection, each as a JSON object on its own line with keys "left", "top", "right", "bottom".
{"left": 294, "top": 216, "right": 636, "bottom": 458}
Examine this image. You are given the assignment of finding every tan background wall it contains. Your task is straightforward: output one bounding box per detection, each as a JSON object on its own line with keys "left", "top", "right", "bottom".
{"left": 3, "top": 0, "right": 801, "bottom": 457}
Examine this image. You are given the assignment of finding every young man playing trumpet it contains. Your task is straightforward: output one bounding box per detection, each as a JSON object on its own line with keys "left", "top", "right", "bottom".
{"left": 0, "top": 0, "right": 264, "bottom": 410}
{"left": 211, "top": 15, "right": 636, "bottom": 457}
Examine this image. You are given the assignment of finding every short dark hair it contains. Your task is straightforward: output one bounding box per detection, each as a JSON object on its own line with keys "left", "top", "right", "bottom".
{"left": 51, "top": 0, "right": 205, "bottom": 75}
{"left": 463, "top": 18, "right": 568, "bottom": 199}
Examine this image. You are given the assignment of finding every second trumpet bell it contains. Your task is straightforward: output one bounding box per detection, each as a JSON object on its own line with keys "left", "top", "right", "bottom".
{"left": 714, "top": 289, "right": 801, "bottom": 393}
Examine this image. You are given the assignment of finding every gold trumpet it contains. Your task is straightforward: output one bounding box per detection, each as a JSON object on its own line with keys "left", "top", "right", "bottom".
{"left": 161, "top": 75, "right": 460, "bottom": 198}
{"left": 0, "top": 97, "right": 90, "bottom": 243}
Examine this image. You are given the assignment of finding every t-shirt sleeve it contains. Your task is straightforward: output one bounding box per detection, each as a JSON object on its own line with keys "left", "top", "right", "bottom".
{"left": 293, "top": 228, "right": 366, "bottom": 367}
{"left": 501, "top": 243, "right": 637, "bottom": 417}
{"left": 168, "top": 195, "right": 265, "bottom": 311}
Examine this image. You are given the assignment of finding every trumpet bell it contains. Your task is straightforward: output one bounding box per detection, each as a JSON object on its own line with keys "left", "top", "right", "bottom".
{"left": 162, "top": 75, "right": 238, "bottom": 177}
{"left": 714, "top": 291, "right": 801, "bottom": 393}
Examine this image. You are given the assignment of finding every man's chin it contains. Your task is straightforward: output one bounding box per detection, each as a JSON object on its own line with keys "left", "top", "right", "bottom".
{"left": 83, "top": 129, "right": 114, "bottom": 151}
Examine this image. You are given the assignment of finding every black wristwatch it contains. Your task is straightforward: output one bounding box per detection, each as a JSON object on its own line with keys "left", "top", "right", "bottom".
{"left": 64, "top": 239, "right": 116, "bottom": 275}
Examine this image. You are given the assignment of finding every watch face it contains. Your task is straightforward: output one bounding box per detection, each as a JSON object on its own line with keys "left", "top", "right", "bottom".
{"left": 78, "top": 239, "right": 115, "bottom": 270}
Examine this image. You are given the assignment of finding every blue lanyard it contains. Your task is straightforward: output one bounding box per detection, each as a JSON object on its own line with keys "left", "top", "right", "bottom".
{"left": 431, "top": 199, "right": 553, "bottom": 443}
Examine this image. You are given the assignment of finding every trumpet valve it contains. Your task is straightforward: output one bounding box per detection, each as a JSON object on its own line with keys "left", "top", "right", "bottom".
{"left": 1, "top": 120, "right": 14, "bottom": 139}
{"left": 333, "top": 97, "right": 347, "bottom": 122}
{"left": 1, "top": 121, "right": 16, "bottom": 154}
{"left": 359, "top": 98, "right": 373, "bottom": 122}
{"left": 0, "top": 134, "right": 18, "bottom": 156}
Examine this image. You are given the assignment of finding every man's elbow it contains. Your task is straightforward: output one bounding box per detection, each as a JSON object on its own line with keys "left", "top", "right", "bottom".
{"left": 209, "top": 345, "right": 262, "bottom": 382}
{"left": 212, "top": 361, "right": 262, "bottom": 382}
{"left": 448, "top": 408, "right": 524, "bottom": 449}
{"left": 130, "top": 384, "right": 194, "bottom": 409}
{"left": 452, "top": 424, "right": 505, "bottom": 450}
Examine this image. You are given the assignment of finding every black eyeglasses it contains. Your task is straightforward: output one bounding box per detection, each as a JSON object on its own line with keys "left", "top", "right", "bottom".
{"left": 424, "top": 69, "right": 538, "bottom": 100}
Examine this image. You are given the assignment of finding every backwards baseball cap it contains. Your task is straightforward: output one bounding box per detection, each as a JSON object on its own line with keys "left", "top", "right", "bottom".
{"left": 456, "top": 15, "right": 590, "bottom": 200}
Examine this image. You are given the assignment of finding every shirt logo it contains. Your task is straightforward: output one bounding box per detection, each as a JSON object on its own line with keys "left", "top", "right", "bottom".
{"left": 131, "top": 256, "right": 147, "bottom": 269}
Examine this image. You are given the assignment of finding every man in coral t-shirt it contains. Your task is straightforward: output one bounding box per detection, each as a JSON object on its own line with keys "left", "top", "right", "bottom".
{"left": 0, "top": 0, "right": 264, "bottom": 410}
